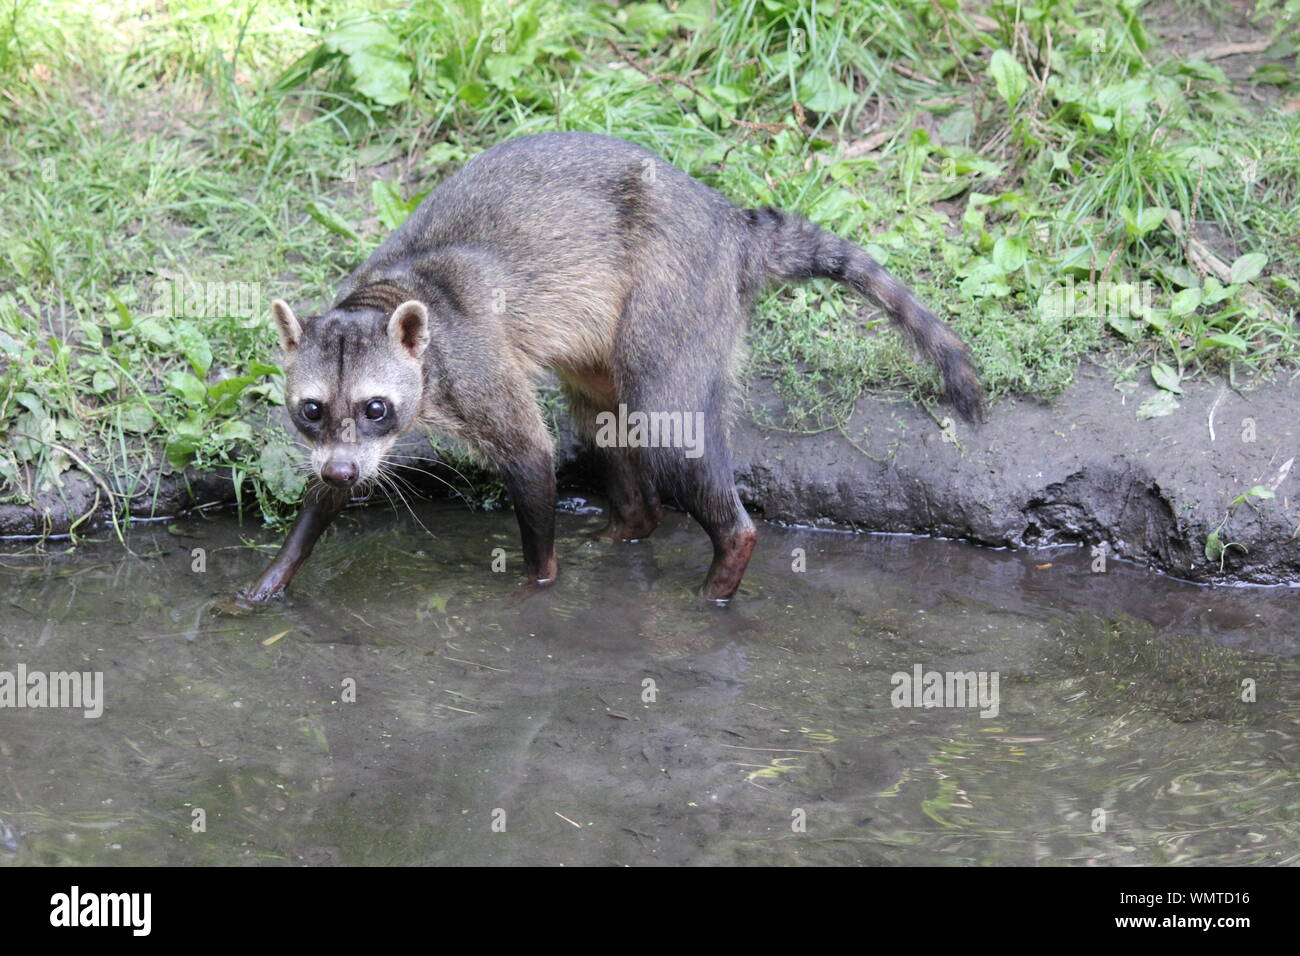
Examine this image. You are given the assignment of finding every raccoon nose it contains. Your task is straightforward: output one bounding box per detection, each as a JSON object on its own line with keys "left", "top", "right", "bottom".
{"left": 321, "top": 459, "right": 358, "bottom": 488}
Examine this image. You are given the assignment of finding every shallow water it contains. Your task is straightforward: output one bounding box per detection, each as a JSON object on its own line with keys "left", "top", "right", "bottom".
{"left": 0, "top": 496, "right": 1295, "bottom": 866}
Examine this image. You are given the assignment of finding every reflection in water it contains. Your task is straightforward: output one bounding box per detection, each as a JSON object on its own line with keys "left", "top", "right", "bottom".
{"left": 0, "top": 498, "right": 1295, "bottom": 865}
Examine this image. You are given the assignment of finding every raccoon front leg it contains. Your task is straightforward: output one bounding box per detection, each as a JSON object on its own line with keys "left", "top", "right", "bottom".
{"left": 466, "top": 375, "right": 558, "bottom": 585}
{"left": 498, "top": 447, "right": 558, "bottom": 585}
{"left": 235, "top": 484, "right": 349, "bottom": 605}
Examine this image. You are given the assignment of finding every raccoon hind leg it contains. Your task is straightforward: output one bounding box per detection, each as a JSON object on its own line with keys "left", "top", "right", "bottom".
{"left": 560, "top": 370, "right": 663, "bottom": 541}
{"left": 614, "top": 287, "right": 756, "bottom": 602}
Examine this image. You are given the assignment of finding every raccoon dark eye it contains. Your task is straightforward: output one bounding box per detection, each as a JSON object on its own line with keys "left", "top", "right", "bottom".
{"left": 301, "top": 400, "right": 322, "bottom": 422}
{"left": 364, "top": 399, "right": 388, "bottom": 421}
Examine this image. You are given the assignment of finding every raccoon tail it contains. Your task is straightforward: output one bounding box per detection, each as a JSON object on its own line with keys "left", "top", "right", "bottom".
{"left": 748, "top": 206, "right": 984, "bottom": 423}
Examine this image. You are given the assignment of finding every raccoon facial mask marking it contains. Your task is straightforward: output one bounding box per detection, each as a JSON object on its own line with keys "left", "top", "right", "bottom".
{"left": 273, "top": 297, "right": 428, "bottom": 489}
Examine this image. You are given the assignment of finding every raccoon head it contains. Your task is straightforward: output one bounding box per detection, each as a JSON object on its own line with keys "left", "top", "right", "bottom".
{"left": 272, "top": 297, "right": 429, "bottom": 490}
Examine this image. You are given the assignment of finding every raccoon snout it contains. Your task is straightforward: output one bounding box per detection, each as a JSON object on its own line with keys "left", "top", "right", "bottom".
{"left": 320, "top": 459, "right": 359, "bottom": 488}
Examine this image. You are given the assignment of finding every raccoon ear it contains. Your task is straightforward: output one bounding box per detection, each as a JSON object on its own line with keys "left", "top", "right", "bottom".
{"left": 388, "top": 300, "right": 430, "bottom": 360}
{"left": 271, "top": 300, "right": 303, "bottom": 352}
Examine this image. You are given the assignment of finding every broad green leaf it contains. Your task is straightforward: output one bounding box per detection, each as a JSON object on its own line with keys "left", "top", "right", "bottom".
{"left": 1200, "top": 276, "right": 1233, "bottom": 305}
{"left": 372, "top": 179, "right": 409, "bottom": 231}
{"left": 165, "top": 435, "right": 200, "bottom": 470}
{"left": 1204, "top": 531, "right": 1223, "bottom": 563}
{"left": 1150, "top": 361, "right": 1182, "bottom": 394}
{"left": 1175, "top": 145, "right": 1223, "bottom": 169}
{"left": 798, "top": 70, "right": 856, "bottom": 113}
{"left": 1135, "top": 207, "right": 1167, "bottom": 236}
{"left": 217, "top": 420, "right": 254, "bottom": 443}
{"left": 165, "top": 370, "right": 208, "bottom": 406}
{"left": 207, "top": 375, "right": 258, "bottom": 403}
{"left": 1169, "top": 288, "right": 1202, "bottom": 316}
{"left": 120, "top": 401, "right": 155, "bottom": 434}
{"left": 1107, "top": 314, "right": 1143, "bottom": 340}
{"left": 457, "top": 81, "right": 491, "bottom": 109}
{"left": 1250, "top": 64, "right": 1291, "bottom": 85}
{"left": 173, "top": 414, "right": 204, "bottom": 439}
{"left": 992, "top": 236, "right": 1027, "bottom": 272}
{"left": 989, "top": 50, "right": 1028, "bottom": 107}
{"left": 350, "top": 54, "right": 409, "bottom": 106}
{"left": 174, "top": 321, "right": 213, "bottom": 376}
{"left": 1159, "top": 264, "right": 1199, "bottom": 289}
{"left": 324, "top": 21, "right": 411, "bottom": 106}
{"left": 324, "top": 20, "right": 397, "bottom": 57}
{"left": 959, "top": 260, "right": 1011, "bottom": 297}
{"left": 306, "top": 202, "right": 360, "bottom": 242}
{"left": 132, "top": 319, "right": 172, "bottom": 348}
{"left": 710, "top": 83, "right": 752, "bottom": 106}
{"left": 259, "top": 443, "right": 307, "bottom": 504}
{"left": 15, "top": 392, "right": 45, "bottom": 417}
{"left": 1137, "top": 392, "right": 1179, "bottom": 419}
{"left": 485, "top": 53, "right": 530, "bottom": 89}
{"left": 1199, "top": 333, "right": 1249, "bottom": 352}
{"left": 1229, "top": 252, "right": 1266, "bottom": 285}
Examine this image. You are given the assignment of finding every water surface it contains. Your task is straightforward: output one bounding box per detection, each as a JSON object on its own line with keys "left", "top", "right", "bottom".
{"left": 0, "top": 497, "right": 1295, "bottom": 865}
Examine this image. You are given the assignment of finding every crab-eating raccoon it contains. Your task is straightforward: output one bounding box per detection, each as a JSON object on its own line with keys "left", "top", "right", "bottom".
{"left": 235, "top": 131, "right": 982, "bottom": 607}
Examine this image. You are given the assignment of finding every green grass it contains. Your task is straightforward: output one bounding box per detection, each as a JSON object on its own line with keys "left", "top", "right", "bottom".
{"left": 0, "top": 0, "right": 1297, "bottom": 527}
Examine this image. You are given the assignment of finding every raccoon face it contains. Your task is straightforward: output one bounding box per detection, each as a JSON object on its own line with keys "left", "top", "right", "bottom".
{"left": 272, "top": 298, "right": 429, "bottom": 490}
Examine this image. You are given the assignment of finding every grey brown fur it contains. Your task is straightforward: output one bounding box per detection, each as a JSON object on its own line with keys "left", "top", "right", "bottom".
{"left": 237, "top": 131, "right": 982, "bottom": 606}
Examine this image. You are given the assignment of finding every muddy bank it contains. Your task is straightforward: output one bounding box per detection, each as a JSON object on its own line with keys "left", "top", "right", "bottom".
{"left": 3, "top": 362, "right": 1298, "bottom": 585}
{"left": 731, "top": 365, "right": 1299, "bottom": 585}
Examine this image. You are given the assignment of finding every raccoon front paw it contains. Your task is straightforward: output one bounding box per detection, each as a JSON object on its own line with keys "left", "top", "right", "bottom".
{"left": 507, "top": 574, "right": 557, "bottom": 606}
{"left": 211, "top": 586, "right": 280, "bottom": 617}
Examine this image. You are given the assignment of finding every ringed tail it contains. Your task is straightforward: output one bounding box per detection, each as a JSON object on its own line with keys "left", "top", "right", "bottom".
{"left": 749, "top": 206, "right": 985, "bottom": 423}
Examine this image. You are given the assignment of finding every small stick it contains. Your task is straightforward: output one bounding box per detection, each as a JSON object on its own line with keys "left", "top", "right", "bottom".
{"left": 1206, "top": 386, "right": 1226, "bottom": 442}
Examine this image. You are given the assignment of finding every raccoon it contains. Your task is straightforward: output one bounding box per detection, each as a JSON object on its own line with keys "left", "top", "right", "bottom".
{"left": 235, "top": 131, "right": 982, "bottom": 607}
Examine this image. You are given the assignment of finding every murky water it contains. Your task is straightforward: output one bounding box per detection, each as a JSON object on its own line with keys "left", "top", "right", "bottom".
{"left": 0, "top": 496, "right": 1295, "bottom": 865}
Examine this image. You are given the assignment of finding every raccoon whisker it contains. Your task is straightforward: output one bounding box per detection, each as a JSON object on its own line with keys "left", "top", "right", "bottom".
{"left": 379, "top": 463, "right": 431, "bottom": 494}
{"left": 352, "top": 477, "right": 380, "bottom": 503}
{"left": 377, "top": 470, "right": 429, "bottom": 507}
{"left": 382, "top": 453, "right": 478, "bottom": 494}
{"left": 378, "top": 465, "right": 446, "bottom": 516}
{"left": 301, "top": 479, "right": 336, "bottom": 506}
{"left": 381, "top": 460, "right": 456, "bottom": 485}
{"left": 373, "top": 465, "right": 434, "bottom": 536}
{"left": 378, "top": 456, "right": 474, "bottom": 509}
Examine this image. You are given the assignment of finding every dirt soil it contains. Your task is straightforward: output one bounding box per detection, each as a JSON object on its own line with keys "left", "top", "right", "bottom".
{"left": 732, "top": 364, "right": 1299, "bottom": 586}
